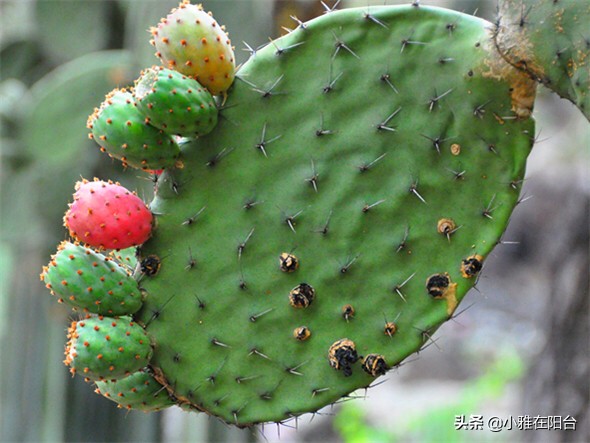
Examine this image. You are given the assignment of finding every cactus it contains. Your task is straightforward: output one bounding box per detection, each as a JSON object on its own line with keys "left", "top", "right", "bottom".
{"left": 64, "top": 316, "right": 153, "bottom": 381}
{"left": 134, "top": 66, "right": 218, "bottom": 137}
{"left": 64, "top": 179, "right": 153, "bottom": 250}
{"left": 129, "top": 4, "right": 534, "bottom": 426}
{"left": 41, "top": 0, "right": 590, "bottom": 430}
{"left": 94, "top": 368, "right": 175, "bottom": 411}
{"left": 87, "top": 89, "right": 180, "bottom": 170}
{"left": 41, "top": 241, "right": 143, "bottom": 315}
{"left": 494, "top": 0, "right": 590, "bottom": 120}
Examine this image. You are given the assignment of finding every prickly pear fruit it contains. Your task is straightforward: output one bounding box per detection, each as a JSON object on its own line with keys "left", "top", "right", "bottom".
{"left": 87, "top": 88, "right": 181, "bottom": 170}
{"left": 95, "top": 368, "right": 175, "bottom": 411}
{"left": 150, "top": 1, "right": 236, "bottom": 95}
{"left": 64, "top": 179, "right": 153, "bottom": 250}
{"left": 134, "top": 66, "right": 218, "bottom": 137}
{"left": 64, "top": 316, "right": 153, "bottom": 381}
{"left": 41, "top": 241, "right": 143, "bottom": 315}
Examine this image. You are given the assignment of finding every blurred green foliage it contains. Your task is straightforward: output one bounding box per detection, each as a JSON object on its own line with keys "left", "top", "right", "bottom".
{"left": 334, "top": 350, "right": 525, "bottom": 443}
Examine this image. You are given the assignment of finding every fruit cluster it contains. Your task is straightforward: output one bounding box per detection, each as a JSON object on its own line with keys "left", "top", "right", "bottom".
{"left": 41, "top": 0, "right": 236, "bottom": 411}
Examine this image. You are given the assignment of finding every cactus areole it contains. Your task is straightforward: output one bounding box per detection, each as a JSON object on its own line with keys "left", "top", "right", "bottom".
{"left": 42, "top": 2, "right": 544, "bottom": 428}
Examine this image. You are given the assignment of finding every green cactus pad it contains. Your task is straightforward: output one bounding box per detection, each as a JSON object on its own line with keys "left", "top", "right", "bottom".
{"left": 95, "top": 368, "right": 175, "bottom": 411}
{"left": 41, "top": 241, "right": 143, "bottom": 315}
{"left": 65, "top": 316, "right": 153, "bottom": 381}
{"left": 134, "top": 4, "right": 536, "bottom": 426}
{"left": 87, "top": 89, "right": 181, "bottom": 170}
{"left": 134, "top": 66, "right": 218, "bottom": 137}
{"left": 495, "top": 0, "right": 590, "bottom": 120}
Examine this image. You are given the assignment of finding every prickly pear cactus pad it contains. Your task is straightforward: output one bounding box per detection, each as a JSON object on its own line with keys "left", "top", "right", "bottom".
{"left": 134, "top": 5, "right": 536, "bottom": 426}
{"left": 495, "top": 0, "right": 590, "bottom": 120}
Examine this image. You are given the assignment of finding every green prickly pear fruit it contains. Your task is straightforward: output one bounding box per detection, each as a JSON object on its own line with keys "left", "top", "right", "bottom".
{"left": 94, "top": 368, "right": 175, "bottom": 411}
{"left": 134, "top": 66, "right": 218, "bottom": 137}
{"left": 150, "top": 0, "right": 236, "bottom": 96}
{"left": 64, "top": 316, "right": 153, "bottom": 381}
{"left": 87, "top": 88, "right": 181, "bottom": 170}
{"left": 41, "top": 241, "right": 143, "bottom": 315}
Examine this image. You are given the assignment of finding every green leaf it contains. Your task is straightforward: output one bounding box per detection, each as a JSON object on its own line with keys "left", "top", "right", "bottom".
{"left": 35, "top": 0, "right": 110, "bottom": 63}
{"left": 22, "top": 50, "right": 134, "bottom": 168}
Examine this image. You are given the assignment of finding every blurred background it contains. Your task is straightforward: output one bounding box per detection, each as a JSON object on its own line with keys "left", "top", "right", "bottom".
{"left": 0, "top": 0, "right": 587, "bottom": 442}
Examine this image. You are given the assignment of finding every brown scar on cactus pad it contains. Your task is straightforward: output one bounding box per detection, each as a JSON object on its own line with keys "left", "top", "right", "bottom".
{"left": 461, "top": 254, "right": 484, "bottom": 278}
{"left": 493, "top": 0, "right": 589, "bottom": 120}
{"left": 426, "top": 273, "right": 458, "bottom": 315}
{"left": 480, "top": 37, "right": 538, "bottom": 118}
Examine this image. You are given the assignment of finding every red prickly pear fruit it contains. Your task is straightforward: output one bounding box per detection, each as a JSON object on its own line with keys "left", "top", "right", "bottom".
{"left": 64, "top": 178, "right": 153, "bottom": 250}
